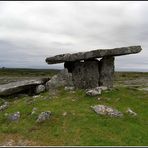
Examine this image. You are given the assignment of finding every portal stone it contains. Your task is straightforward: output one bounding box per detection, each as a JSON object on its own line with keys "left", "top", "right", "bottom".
{"left": 70, "top": 60, "right": 99, "bottom": 89}
{"left": 99, "top": 56, "right": 114, "bottom": 88}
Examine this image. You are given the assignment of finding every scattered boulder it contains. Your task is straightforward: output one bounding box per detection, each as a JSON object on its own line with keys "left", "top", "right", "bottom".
{"left": 7, "top": 111, "right": 20, "bottom": 122}
{"left": 126, "top": 108, "right": 137, "bottom": 116}
{"left": 91, "top": 105, "right": 123, "bottom": 117}
{"left": 35, "top": 85, "right": 45, "bottom": 94}
{"left": 36, "top": 111, "right": 52, "bottom": 123}
{"left": 45, "top": 69, "right": 73, "bottom": 90}
{"left": 86, "top": 87, "right": 101, "bottom": 96}
{"left": 0, "top": 102, "right": 9, "bottom": 111}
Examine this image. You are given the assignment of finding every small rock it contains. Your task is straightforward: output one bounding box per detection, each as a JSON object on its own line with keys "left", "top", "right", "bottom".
{"left": 0, "top": 102, "right": 9, "bottom": 111}
{"left": 32, "top": 95, "right": 40, "bottom": 98}
{"left": 72, "top": 99, "right": 76, "bottom": 102}
{"left": 36, "top": 111, "right": 52, "bottom": 123}
{"left": 62, "top": 112, "right": 67, "bottom": 116}
{"left": 99, "top": 86, "right": 108, "bottom": 91}
{"left": 97, "top": 98, "right": 101, "bottom": 101}
{"left": 8, "top": 111, "right": 20, "bottom": 121}
{"left": 3, "top": 139, "right": 15, "bottom": 146}
{"left": 35, "top": 85, "right": 45, "bottom": 94}
{"left": 64, "top": 86, "right": 75, "bottom": 91}
{"left": 91, "top": 105, "right": 123, "bottom": 117}
{"left": 86, "top": 87, "right": 101, "bottom": 96}
{"left": 31, "top": 107, "right": 37, "bottom": 115}
{"left": 126, "top": 108, "right": 137, "bottom": 116}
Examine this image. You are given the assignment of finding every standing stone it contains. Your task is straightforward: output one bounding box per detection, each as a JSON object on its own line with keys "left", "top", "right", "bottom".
{"left": 99, "top": 56, "right": 114, "bottom": 88}
{"left": 71, "top": 60, "right": 100, "bottom": 89}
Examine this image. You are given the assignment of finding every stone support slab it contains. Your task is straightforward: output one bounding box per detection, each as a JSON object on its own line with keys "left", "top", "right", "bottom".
{"left": 65, "top": 60, "right": 100, "bottom": 89}
{"left": 99, "top": 56, "right": 115, "bottom": 88}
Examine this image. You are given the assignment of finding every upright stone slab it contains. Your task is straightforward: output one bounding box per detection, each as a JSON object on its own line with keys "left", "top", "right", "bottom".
{"left": 70, "top": 60, "right": 100, "bottom": 89}
{"left": 99, "top": 56, "right": 114, "bottom": 88}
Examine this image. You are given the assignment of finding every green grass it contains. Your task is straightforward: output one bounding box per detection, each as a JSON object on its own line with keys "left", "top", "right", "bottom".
{"left": 0, "top": 87, "right": 147, "bottom": 146}
{"left": 0, "top": 69, "right": 148, "bottom": 146}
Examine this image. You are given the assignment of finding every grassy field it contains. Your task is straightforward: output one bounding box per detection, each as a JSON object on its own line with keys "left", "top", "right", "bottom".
{"left": 0, "top": 68, "right": 148, "bottom": 146}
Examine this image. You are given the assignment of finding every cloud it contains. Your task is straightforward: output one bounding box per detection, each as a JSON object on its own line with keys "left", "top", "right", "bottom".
{"left": 0, "top": 1, "right": 148, "bottom": 71}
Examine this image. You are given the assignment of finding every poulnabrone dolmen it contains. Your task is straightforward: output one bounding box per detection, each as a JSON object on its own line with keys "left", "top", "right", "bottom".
{"left": 45, "top": 46, "right": 142, "bottom": 89}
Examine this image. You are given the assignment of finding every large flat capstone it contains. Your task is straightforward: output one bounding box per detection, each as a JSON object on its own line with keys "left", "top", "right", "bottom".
{"left": 0, "top": 78, "right": 49, "bottom": 96}
{"left": 46, "top": 46, "right": 142, "bottom": 64}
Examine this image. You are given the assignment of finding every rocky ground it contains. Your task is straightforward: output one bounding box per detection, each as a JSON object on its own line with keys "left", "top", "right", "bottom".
{"left": 114, "top": 72, "right": 148, "bottom": 88}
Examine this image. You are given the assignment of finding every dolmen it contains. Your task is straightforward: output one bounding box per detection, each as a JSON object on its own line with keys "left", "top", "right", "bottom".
{"left": 46, "top": 46, "right": 142, "bottom": 89}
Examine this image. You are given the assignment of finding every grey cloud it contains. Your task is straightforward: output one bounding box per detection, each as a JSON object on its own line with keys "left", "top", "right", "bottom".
{"left": 0, "top": 1, "right": 148, "bottom": 71}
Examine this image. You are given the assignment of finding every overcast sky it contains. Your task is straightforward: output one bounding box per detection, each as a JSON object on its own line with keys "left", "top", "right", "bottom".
{"left": 0, "top": 1, "right": 148, "bottom": 71}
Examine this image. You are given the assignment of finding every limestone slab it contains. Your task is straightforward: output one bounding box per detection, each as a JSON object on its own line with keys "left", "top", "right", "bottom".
{"left": 46, "top": 46, "right": 142, "bottom": 64}
{"left": 0, "top": 78, "right": 49, "bottom": 96}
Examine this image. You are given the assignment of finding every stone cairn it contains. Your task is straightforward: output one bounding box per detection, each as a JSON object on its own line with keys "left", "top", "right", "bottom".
{"left": 46, "top": 46, "right": 142, "bottom": 89}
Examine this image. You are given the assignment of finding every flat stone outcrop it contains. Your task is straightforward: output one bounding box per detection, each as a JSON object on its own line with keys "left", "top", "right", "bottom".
{"left": 46, "top": 46, "right": 142, "bottom": 64}
{"left": 0, "top": 78, "right": 49, "bottom": 96}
